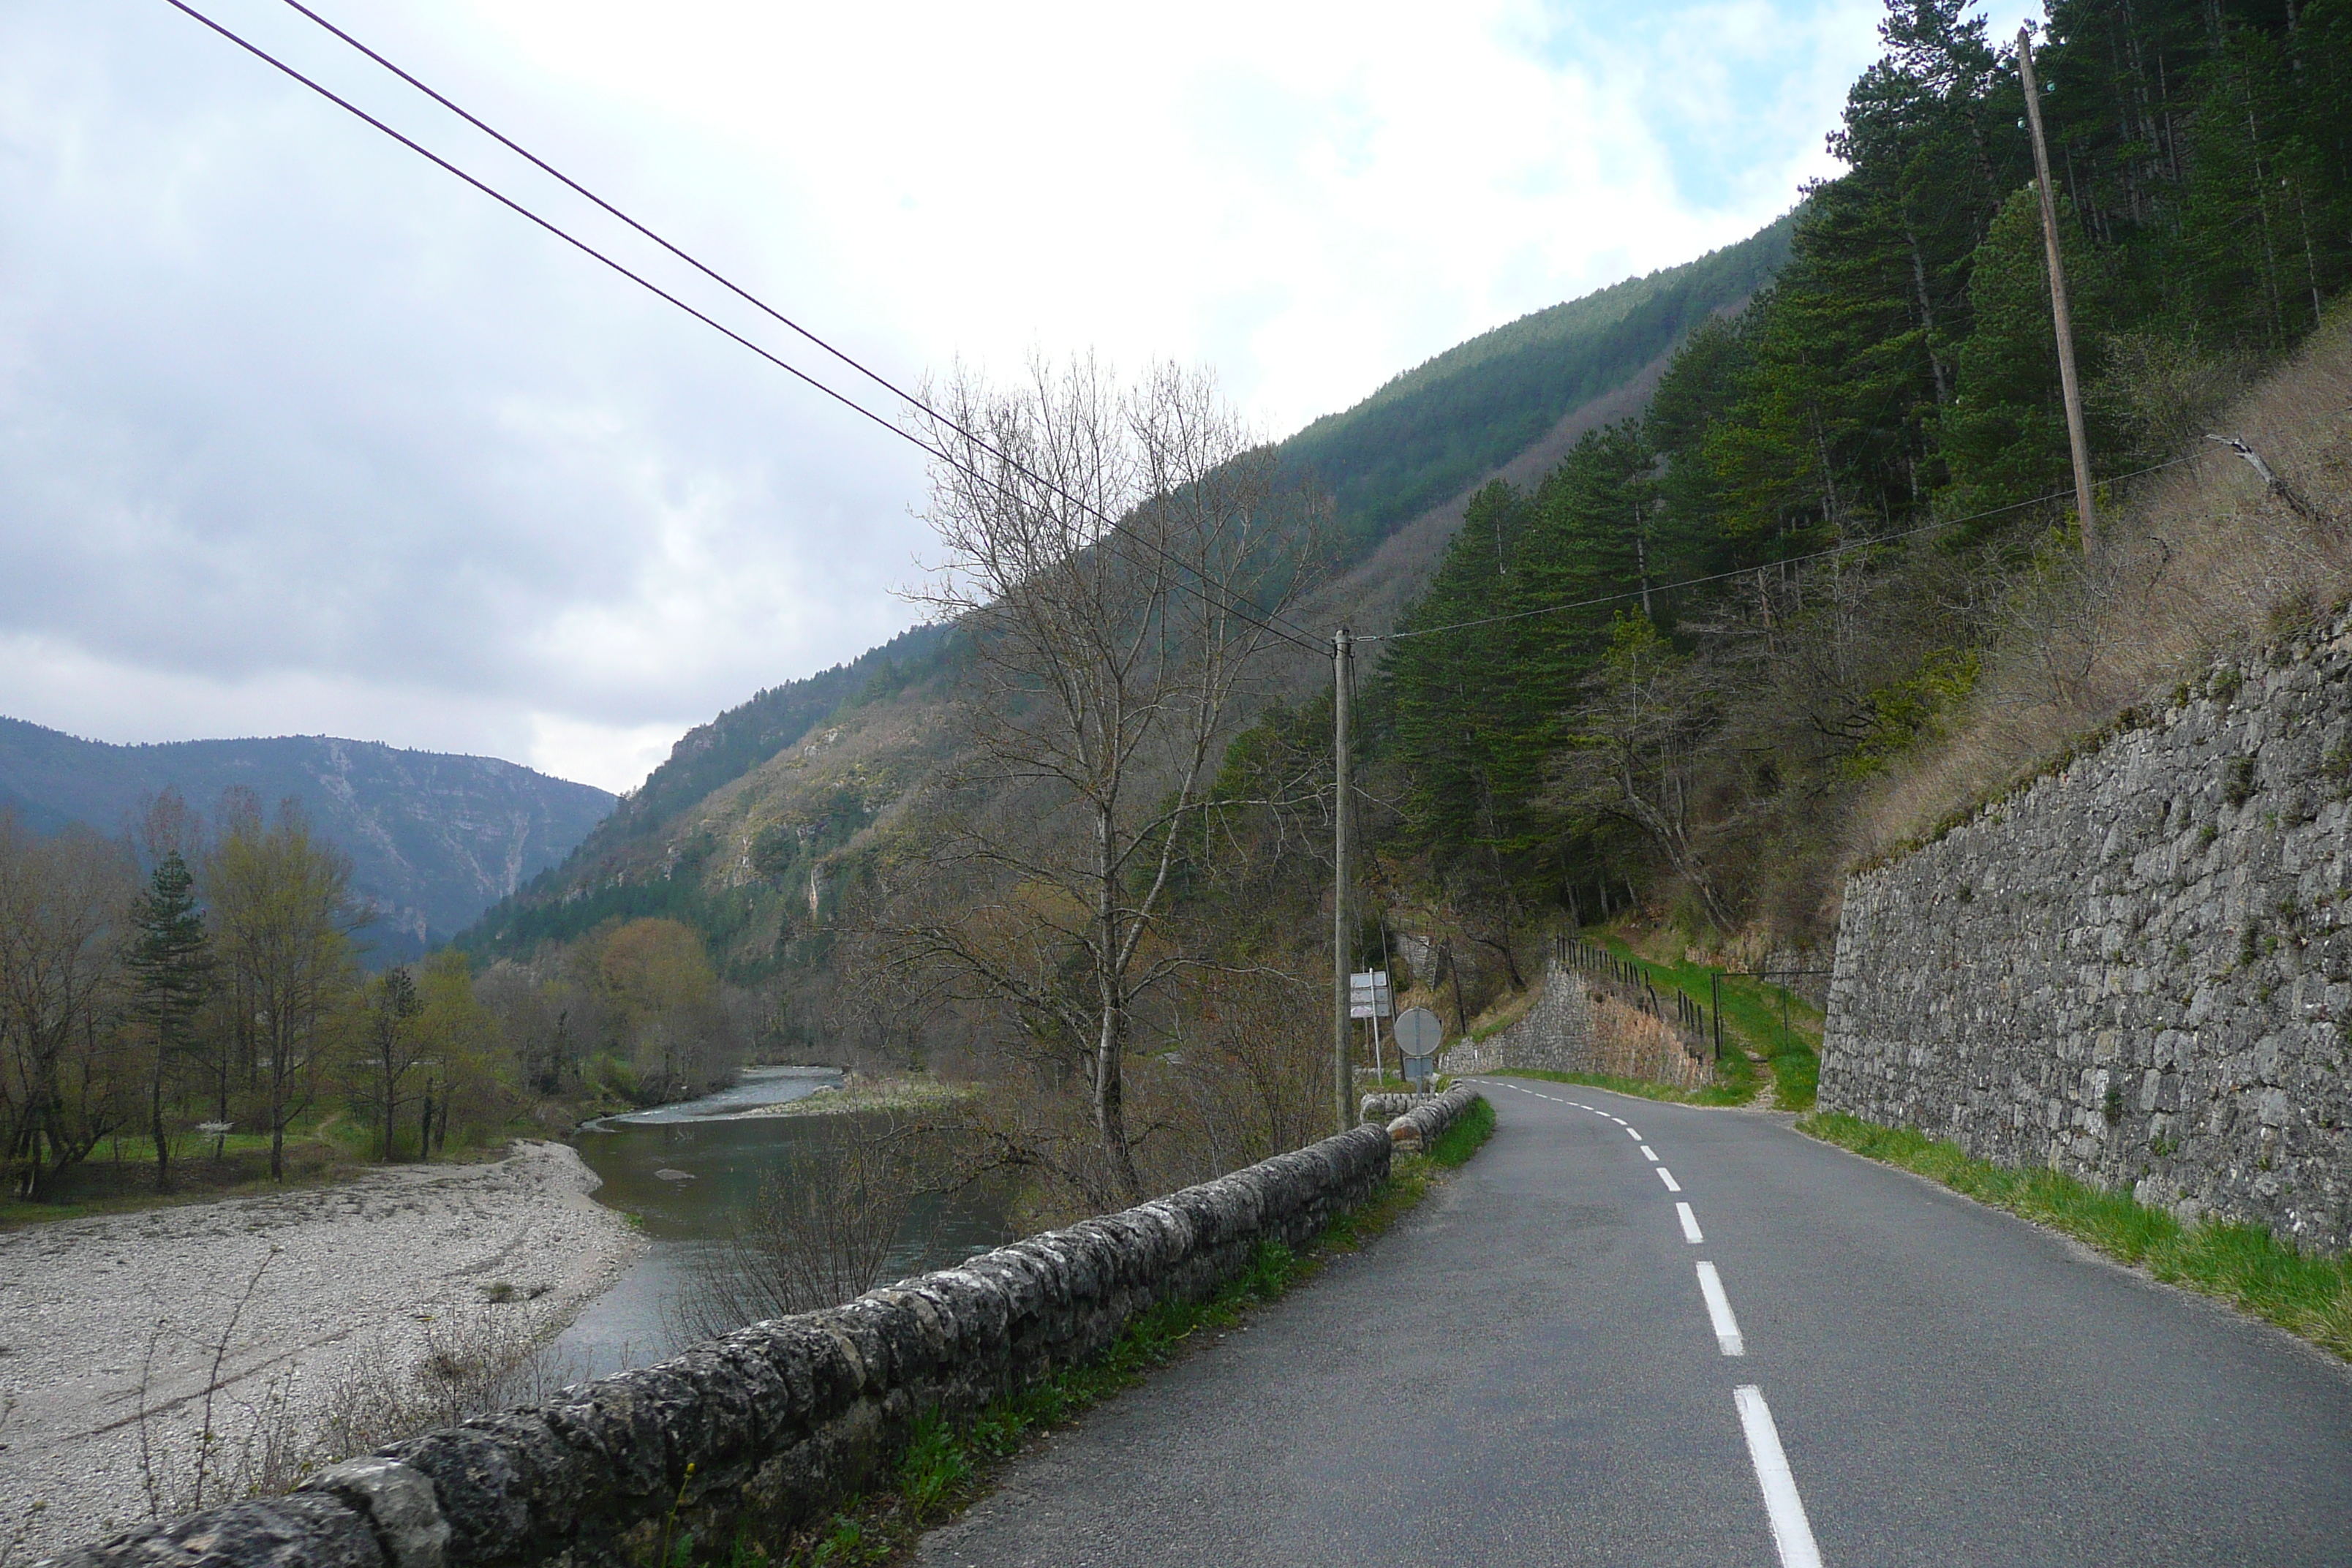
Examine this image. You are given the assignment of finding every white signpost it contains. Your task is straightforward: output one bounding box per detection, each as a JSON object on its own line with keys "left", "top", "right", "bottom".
{"left": 1351, "top": 970, "right": 1393, "bottom": 1079}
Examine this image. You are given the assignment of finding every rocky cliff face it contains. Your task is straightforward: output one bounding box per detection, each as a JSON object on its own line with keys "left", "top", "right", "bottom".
{"left": 0, "top": 717, "right": 614, "bottom": 956}
{"left": 1823, "top": 615, "right": 2352, "bottom": 1254}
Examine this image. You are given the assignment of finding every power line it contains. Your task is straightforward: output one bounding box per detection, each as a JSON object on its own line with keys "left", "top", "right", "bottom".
{"left": 1361, "top": 454, "right": 2197, "bottom": 646}
{"left": 160, "top": 0, "right": 1327, "bottom": 659}
{"left": 281, "top": 0, "right": 1333, "bottom": 646}
{"left": 275, "top": 0, "right": 1327, "bottom": 647}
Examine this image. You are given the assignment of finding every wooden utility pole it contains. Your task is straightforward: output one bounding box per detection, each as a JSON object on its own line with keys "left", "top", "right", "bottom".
{"left": 2017, "top": 27, "right": 2097, "bottom": 554}
{"left": 1332, "top": 627, "right": 1353, "bottom": 1137}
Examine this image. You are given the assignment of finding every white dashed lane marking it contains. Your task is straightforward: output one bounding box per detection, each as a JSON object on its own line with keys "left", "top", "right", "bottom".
{"left": 1695, "top": 1262, "right": 1745, "bottom": 1356}
{"left": 1487, "top": 1079, "right": 1817, "bottom": 1563}
{"left": 1735, "top": 1386, "right": 1824, "bottom": 1568}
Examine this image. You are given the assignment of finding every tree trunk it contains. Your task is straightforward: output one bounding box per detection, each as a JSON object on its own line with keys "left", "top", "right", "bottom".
{"left": 150, "top": 1058, "right": 170, "bottom": 1194}
{"left": 1095, "top": 800, "right": 1142, "bottom": 1202}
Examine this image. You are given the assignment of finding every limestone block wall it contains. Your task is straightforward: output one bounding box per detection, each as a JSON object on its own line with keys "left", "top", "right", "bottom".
{"left": 1823, "top": 619, "right": 2352, "bottom": 1254}
{"left": 47, "top": 1088, "right": 1483, "bottom": 1568}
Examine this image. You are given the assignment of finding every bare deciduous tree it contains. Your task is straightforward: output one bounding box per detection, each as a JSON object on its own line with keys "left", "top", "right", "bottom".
{"left": 205, "top": 800, "right": 366, "bottom": 1181}
{"left": 892, "top": 356, "right": 1319, "bottom": 1202}
{"left": 1554, "top": 615, "right": 1735, "bottom": 930}
{"left": 0, "top": 816, "right": 137, "bottom": 1198}
{"left": 672, "top": 1117, "right": 925, "bottom": 1340}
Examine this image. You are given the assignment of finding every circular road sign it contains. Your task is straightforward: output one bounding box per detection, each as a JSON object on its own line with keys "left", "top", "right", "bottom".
{"left": 1392, "top": 1005, "right": 1444, "bottom": 1057}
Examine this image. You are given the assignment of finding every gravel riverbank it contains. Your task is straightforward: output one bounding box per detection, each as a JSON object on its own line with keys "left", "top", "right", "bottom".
{"left": 0, "top": 1141, "right": 641, "bottom": 1558}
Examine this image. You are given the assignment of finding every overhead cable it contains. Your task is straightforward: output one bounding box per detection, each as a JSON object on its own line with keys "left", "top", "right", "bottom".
{"left": 162, "top": 0, "right": 1326, "bottom": 658}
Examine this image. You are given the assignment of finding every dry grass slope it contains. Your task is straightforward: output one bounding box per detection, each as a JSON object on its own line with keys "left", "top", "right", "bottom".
{"left": 1852, "top": 308, "right": 2352, "bottom": 871}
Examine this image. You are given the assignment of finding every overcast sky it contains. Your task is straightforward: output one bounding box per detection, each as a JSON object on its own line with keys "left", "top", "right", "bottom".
{"left": 0, "top": 0, "right": 2039, "bottom": 794}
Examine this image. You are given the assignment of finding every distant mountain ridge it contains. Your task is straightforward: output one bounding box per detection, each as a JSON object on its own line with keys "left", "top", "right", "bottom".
{"left": 0, "top": 717, "right": 614, "bottom": 959}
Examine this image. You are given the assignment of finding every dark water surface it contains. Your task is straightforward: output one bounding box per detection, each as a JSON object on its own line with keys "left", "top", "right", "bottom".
{"left": 538, "top": 1068, "right": 1011, "bottom": 1382}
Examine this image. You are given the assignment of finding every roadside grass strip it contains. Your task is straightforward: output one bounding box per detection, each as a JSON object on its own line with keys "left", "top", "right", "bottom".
{"left": 1801, "top": 1112, "right": 2352, "bottom": 1362}
{"left": 1491, "top": 1066, "right": 1756, "bottom": 1108}
{"left": 774, "top": 1097, "right": 1499, "bottom": 1566}
{"left": 1584, "top": 932, "right": 1822, "bottom": 1110}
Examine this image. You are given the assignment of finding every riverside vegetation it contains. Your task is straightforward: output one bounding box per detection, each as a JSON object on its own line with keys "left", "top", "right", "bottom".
{"left": 0, "top": 786, "right": 756, "bottom": 1215}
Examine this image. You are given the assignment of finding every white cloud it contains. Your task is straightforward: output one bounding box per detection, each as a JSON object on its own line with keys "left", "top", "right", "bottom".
{"left": 0, "top": 0, "right": 1960, "bottom": 793}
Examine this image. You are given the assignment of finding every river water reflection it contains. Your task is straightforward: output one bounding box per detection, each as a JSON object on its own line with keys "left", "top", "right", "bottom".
{"left": 538, "top": 1067, "right": 1011, "bottom": 1382}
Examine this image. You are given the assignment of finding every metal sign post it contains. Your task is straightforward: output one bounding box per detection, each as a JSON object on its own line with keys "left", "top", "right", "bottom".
{"left": 1394, "top": 1005, "right": 1443, "bottom": 1088}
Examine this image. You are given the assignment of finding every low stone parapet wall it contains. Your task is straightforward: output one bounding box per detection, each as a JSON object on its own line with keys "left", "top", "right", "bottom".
{"left": 1384, "top": 1084, "right": 1479, "bottom": 1152}
{"left": 45, "top": 1096, "right": 1484, "bottom": 1568}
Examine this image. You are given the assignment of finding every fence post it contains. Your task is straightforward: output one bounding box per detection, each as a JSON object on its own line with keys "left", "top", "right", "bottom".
{"left": 1711, "top": 971, "right": 1722, "bottom": 1063}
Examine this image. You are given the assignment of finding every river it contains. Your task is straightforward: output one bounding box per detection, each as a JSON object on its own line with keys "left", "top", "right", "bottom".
{"left": 536, "top": 1066, "right": 1011, "bottom": 1382}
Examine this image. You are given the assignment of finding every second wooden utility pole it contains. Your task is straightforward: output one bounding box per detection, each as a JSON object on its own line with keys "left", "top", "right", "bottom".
{"left": 1332, "top": 626, "right": 1353, "bottom": 1137}
{"left": 2017, "top": 26, "right": 2097, "bottom": 554}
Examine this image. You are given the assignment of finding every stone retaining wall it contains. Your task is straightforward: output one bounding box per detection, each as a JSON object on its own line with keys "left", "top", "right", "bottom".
{"left": 48, "top": 1088, "right": 1483, "bottom": 1568}
{"left": 1822, "top": 617, "right": 2352, "bottom": 1254}
{"left": 1439, "top": 954, "right": 1597, "bottom": 1076}
{"left": 1441, "top": 956, "right": 1708, "bottom": 1088}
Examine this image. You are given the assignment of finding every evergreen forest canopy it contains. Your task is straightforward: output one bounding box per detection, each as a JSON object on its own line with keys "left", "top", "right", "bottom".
{"left": 1369, "top": 0, "right": 2352, "bottom": 951}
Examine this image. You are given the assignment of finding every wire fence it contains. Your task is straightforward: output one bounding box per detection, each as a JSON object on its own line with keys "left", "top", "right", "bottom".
{"left": 1557, "top": 935, "right": 1711, "bottom": 1046}
{"left": 1556, "top": 934, "right": 1833, "bottom": 1065}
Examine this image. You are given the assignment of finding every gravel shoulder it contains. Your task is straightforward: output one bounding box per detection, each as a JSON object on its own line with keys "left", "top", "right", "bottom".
{"left": 0, "top": 1141, "right": 642, "bottom": 1556}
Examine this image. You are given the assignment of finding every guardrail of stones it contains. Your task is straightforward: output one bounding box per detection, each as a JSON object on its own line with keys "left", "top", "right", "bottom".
{"left": 48, "top": 1085, "right": 1484, "bottom": 1568}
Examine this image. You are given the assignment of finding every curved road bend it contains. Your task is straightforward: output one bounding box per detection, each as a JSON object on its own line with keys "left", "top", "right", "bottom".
{"left": 913, "top": 1081, "right": 2352, "bottom": 1567}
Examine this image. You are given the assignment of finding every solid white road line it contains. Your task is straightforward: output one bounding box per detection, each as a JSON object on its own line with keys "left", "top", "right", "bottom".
{"left": 1640, "top": 1145, "right": 1659, "bottom": 1161}
{"left": 1676, "top": 1202, "right": 1703, "bottom": 1243}
{"left": 1695, "top": 1262, "right": 1745, "bottom": 1356}
{"left": 1734, "top": 1385, "right": 1824, "bottom": 1568}
{"left": 1656, "top": 1167, "right": 1682, "bottom": 1192}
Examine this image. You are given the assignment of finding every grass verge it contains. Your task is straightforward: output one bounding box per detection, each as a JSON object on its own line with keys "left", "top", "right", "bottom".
{"left": 1586, "top": 930, "right": 1821, "bottom": 1109}
{"left": 1799, "top": 1112, "right": 2352, "bottom": 1361}
{"left": 768, "top": 1098, "right": 1496, "bottom": 1567}
{"left": 1486, "top": 1066, "right": 1754, "bottom": 1109}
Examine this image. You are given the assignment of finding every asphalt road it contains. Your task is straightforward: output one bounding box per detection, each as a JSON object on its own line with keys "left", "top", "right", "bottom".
{"left": 911, "top": 1081, "right": 2352, "bottom": 1567}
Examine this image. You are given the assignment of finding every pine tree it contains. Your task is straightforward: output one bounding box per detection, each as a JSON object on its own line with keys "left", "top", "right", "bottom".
{"left": 1941, "top": 187, "right": 2110, "bottom": 521}
{"left": 129, "top": 851, "right": 210, "bottom": 1192}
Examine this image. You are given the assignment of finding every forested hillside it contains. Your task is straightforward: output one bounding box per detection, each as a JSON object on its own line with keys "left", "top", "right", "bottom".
{"left": 458, "top": 210, "right": 1795, "bottom": 972}
{"left": 1281, "top": 216, "right": 1796, "bottom": 551}
{"left": 1363, "top": 0, "right": 2352, "bottom": 968}
{"left": 449, "top": 0, "right": 2352, "bottom": 1137}
{"left": 455, "top": 622, "right": 959, "bottom": 965}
